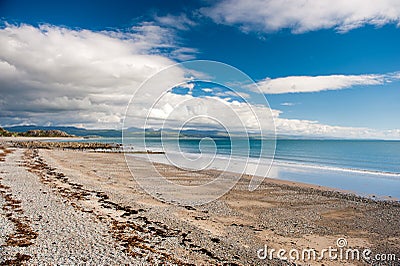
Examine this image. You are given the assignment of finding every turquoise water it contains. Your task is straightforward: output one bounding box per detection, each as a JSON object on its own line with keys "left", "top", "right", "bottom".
{"left": 275, "top": 139, "right": 400, "bottom": 175}
{"left": 70, "top": 137, "right": 400, "bottom": 199}
{"left": 93, "top": 137, "right": 400, "bottom": 175}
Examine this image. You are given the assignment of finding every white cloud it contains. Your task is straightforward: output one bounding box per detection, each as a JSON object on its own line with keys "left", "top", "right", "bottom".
{"left": 256, "top": 73, "right": 399, "bottom": 94}
{"left": 125, "top": 88, "right": 400, "bottom": 139}
{"left": 202, "top": 0, "right": 400, "bottom": 33}
{"left": 154, "top": 14, "right": 197, "bottom": 31}
{"left": 170, "top": 47, "right": 198, "bottom": 61}
{"left": 0, "top": 23, "right": 398, "bottom": 139}
{"left": 274, "top": 117, "right": 400, "bottom": 139}
{"left": 0, "top": 23, "right": 191, "bottom": 128}
{"left": 280, "top": 102, "right": 295, "bottom": 106}
{"left": 131, "top": 16, "right": 198, "bottom": 61}
{"left": 125, "top": 90, "right": 278, "bottom": 134}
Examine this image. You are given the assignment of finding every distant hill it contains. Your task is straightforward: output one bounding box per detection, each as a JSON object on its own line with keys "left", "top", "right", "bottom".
{"left": 1, "top": 127, "right": 73, "bottom": 138}
{"left": 4, "top": 126, "right": 225, "bottom": 138}
{"left": 5, "top": 125, "right": 121, "bottom": 138}
{"left": 4, "top": 125, "right": 275, "bottom": 139}
{"left": 20, "top": 129, "right": 73, "bottom": 137}
{"left": 0, "top": 127, "right": 16, "bottom": 137}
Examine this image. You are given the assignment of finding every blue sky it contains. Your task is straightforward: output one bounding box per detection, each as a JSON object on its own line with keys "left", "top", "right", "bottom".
{"left": 0, "top": 0, "right": 400, "bottom": 138}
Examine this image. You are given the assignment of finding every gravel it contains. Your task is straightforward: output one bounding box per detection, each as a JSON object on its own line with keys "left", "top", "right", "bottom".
{"left": 0, "top": 148, "right": 140, "bottom": 265}
{"left": 1, "top": 144, "right": 399, "bottom": 266}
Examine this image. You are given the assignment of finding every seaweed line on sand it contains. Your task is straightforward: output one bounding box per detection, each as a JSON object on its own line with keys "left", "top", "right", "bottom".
{"left": 0, "top": 147, "right": 38, "bottom": 265}
{"left": 22, "top": 148, "right": 238, "bottom": 265}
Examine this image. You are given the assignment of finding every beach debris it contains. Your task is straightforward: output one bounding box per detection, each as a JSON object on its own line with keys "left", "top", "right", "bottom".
{"left": 0, "top": 148, "right": 37, "bottom": 264}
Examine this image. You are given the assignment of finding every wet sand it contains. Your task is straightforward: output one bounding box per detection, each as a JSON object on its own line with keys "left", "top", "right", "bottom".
{"left": 0, "top": 142, "right": 399, "bottom": 265}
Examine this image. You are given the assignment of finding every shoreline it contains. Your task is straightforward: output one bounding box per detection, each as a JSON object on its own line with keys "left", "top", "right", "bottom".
{"left": 131, "top": 153, "right": 399, "bottom": 204}
{"left": 2, "top": 137, "right": 399, "bottom": 202}
{"left": 0, "top": 142, "right": 399, "bottom": 265}
{"left": 128, "top": 152, "right": 400, "bottom": 202}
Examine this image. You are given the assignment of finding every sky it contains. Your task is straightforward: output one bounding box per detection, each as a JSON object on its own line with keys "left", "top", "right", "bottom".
{"left": 0, "top": 0, "right": 400, "bottom": 139}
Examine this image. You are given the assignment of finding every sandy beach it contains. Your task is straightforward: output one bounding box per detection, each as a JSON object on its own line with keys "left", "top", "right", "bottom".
{"left": 0, "top": 140, "right": 399, "bottom": 265}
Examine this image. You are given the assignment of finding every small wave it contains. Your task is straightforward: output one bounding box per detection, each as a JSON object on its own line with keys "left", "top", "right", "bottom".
{"left": 271, "top": 159, "right": 400, "bottom": 178}
{"left": 130, "top": 149, "right": 400, "bottom": 179}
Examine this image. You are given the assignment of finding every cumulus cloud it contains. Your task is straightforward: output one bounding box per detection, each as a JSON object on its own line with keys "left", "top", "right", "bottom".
{"left": 139, "top": 92, "right": 278, "bottom": 132}
{"left": 256, "top": 73, "right": 400, "bottom": 94}
{"left": 0, "top": 23, "right": 398, "bottom": 139}
{"left": 126, "top": 87, "right": 400, "bottom": 139}
{"left": 202, "top": 0, "right": 400, "bottom": 33}
{"left": 274, "top": 117, "right": 400, "bottom": 139}
{"left": 0, "top": 23, "right": 191, "bottom": 128}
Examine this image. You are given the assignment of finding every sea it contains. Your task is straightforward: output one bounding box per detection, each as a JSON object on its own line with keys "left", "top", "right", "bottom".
{"left": 69, "top": 137, "right": 400, "bottom": 200}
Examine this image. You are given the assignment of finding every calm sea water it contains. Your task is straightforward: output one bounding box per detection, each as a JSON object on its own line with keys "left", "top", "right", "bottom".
{"left": 73, "top": 137, "right": 400, "bottom": 199}
{"left": 91, "top": 137, "right": 400, "bottom": 175}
